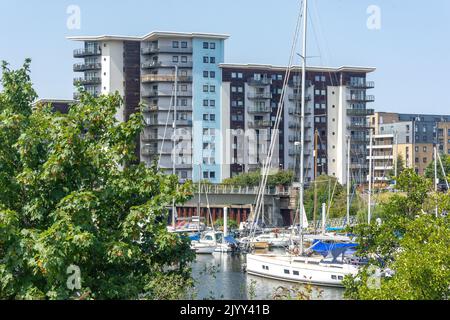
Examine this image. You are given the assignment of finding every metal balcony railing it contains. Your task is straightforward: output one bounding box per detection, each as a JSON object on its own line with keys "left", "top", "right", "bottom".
{"left": 247, "top": 92, "right": 272, "bottom": 100}
{"left": 141, "top": 46, "right": 193, "bottom": 55}
{"left": 247, "top": 78, "right": 273, "bottom": 86}
{"left": 141, "top": 61, "right": 162, "bottom": 69}
{"left": 73, "top": 77, "right": 102, "bottom": 85}
{"left": 347, "top": 108, "right": 375, "bottom": 116}
{"left": 141, "top": 91, "right": 192, "bottom": 98}
{"left": 73, "top": 48, "right": 101, "bottom": 57}
{"left": 346, "top": 81, "right": 375, "bottom": 89}
{"left": 247, "top": 106, "right": 271, "bottom": 113}
{"left": 73, "top": 63, "right": 102, "bottom": 72}
{"left": 141, "top": 74, "right": 192, "bottom": 83}
{"left": 288, "top": 94, "right": 312, "bottom": 102}
{"left": 347, "top": 94, "right": 375, "bottom": 102}
{"left": 248, "top": 120, "right": 272, "bottom": 128}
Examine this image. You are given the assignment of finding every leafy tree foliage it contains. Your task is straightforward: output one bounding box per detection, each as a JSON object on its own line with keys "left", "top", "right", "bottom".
{"left": 0, "top": 60, "right": 195, "bottom": 300}
{"left": 344, "top": 169, "right": 450, "bottom": 300}
{"left": 425, "top": 153, "right": 450, "bottom": 183}
{"left": 222, "top": 170, "right": 294, "bottom": 188}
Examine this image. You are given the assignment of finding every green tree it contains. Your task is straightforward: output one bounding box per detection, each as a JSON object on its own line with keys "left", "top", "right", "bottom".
{"left": 344, "top": 169, "right": 449, "bottom": 300}
{"left": 222, "top": 170, "right": 294, "bottom": 188}
{"left": 0, "top": 60, "right": 195, "bottom": 300}
{"left": 388, "top": 154, "right": 405, "bottom": 179}
{"left": 425, "top": 153, "right": 450, "bottom": 184}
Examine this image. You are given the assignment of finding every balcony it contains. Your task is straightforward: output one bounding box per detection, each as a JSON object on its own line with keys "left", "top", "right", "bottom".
{"left": 288, "top": 94, "right": 312, "bottom": 102}
{"left": 347, "top": 81, "right": 375, "bottom": 89}
{"left": 141, "top": 46, "right": 193, "bottom": 55}
{"left": 247, "top": 92, "right": 272, "bottom": 100}
{"left": 247, "top": 78, "right": 273, "bottom": 86}
{"left": 73, "top": 63, "right": 101, "bottom": 72}
{"left": 348, "top": 123, "right": 372, "bottom": 130}
{"left": 141, "top": 133, "right": 159, "bottom": 142}
{"left": 247, "top": 106, "right": 271, "bottom": 114}
{"left": 289, "top": 149, "right": 312, "bottom": 157}
{"left": 141, "top": 90, "right": 192, "bottom": 98}
{"left": 347, "top": 108, "right": 375, "bottom": 116}
{"left": 248, "top": 120, "right": 272, "bottom": 128}
{"left": 141, "top": 61, "right": 162, "bottom": 69}
{"left": 347, "top": 94, "right": 375, "bottom": 102}
{"left": 289, "top": 122, "right": 312, "bottom": 129}
{"left": 141, "top": 105, "right": 159, "bottom": 113}
{"left": 141, "top": 145, "right": 158, "bottom": 156}
{"left": 73, "top": 77, "right": 101, "bottom": 86}
{"left": 142, "top": 61, "right": 193, "bottom": 69}
{"left": 141, "top": 74, "right": 192, "bottom": 83}
{"left": 289, "top": 108, "right": 312, "bottom": 116}
{"left": 288, "top": 80, "right": 313, "bottom": 88}
{"left": 73, "top": 48, "right": 101, "bottom": 58}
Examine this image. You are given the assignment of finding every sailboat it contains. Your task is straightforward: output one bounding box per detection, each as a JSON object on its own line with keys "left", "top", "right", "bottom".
{"left": 246, "top": 0, "right": 360, "bottom": 287}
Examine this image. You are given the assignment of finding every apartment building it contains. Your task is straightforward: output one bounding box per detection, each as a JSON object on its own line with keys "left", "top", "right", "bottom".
{"left": 369, "top": 112, "right": 450, "bottom": 176}
{"left": 220, "top": 64, "right": 376, "bottom": 185}
{"left": 367, "top": 134, "right": 395, "bottom": 182}
{"left": 70, "top": 32, "right": 229, "bottom": 183}
{"left": 437, "top": 122, "right": 450, "bottom": 156}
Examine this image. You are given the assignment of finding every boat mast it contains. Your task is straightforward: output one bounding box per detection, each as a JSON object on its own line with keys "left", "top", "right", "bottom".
{"left": 368, "top": 130, "right": 373, "bottom": 224}
{"left": 313, "top": 129, "right": 318, "bottom": 233}
{"left": 172, "top": 65, "right": 179, "bottom": 230}
{"left": 346, "top": 135, "right": 351, "bottom": 226}
{"left": 299, "top": 0, "right": 308, "bottom": 254}
{"left": 198, "top": 164, "right": 202, "bottom": 233}
{"left": 435, "top": 146, "right": 438, "bottom": 217}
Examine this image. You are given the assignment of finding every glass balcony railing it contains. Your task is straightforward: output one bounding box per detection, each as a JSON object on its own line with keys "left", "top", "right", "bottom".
{"left": 73, "top": 48, "right": 101, "bottom": 57}
{"left": 73, "top": 77, "right": 101, "bottom": 85}
{"left": 141, "top": 46, "right": 193, "bottom": 55}
{"left": 73, "top": 63, "right": 101, "bottom": 72}
{"left": 247, "top": 93, "right": 272, "bottom": 100}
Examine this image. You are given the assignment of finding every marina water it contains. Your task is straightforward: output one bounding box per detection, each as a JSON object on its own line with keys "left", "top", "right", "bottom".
{"left": 190, "top": 252, "right": 344, "bottom": 300}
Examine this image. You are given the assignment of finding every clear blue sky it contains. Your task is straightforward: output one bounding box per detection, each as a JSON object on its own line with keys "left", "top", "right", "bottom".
{"left": 1, "top": 0, "right": 449, "bottom": 114}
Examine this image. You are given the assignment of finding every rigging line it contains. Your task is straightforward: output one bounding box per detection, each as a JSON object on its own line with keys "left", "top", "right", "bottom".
{"left": 202, "top": 180, "right": 215, "bottom": 232}
{"left": 249, "top": 2, "right": 305, "bottom": 244}
{"left": 157, "top": 85, "right": 176, "bottom": 168}
{"left": 310, "top": 0, "right": 337, "bottom": 87}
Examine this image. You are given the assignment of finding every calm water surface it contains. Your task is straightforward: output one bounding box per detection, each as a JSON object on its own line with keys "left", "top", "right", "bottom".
{"left": 190, "top": 252, "right": 344, "bottom": 300}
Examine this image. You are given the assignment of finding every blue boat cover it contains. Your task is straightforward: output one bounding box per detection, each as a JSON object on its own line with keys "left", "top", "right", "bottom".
{"left": 224, "top": 236, "right": 238, "bottom": 245}
{"left": 189, "top": 234, "right": 201, "bottom": 241}
{"left": 311, "top": 240, "right": 358, "bottom": 257}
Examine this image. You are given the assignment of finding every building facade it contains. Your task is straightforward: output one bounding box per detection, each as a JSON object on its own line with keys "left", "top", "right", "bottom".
{"left": 220, "top": 64, "right": 376, "bottom": 185}
{"left": 70, "top": 32, "right": 229, "bottom": 183}
{"left": 369, "top": 112, "right": 450, "bottom": 176}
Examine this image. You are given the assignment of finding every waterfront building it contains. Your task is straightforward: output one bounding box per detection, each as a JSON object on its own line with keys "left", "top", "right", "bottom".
{"left": 69, "top": 32, "right": 229, "bottom": 182}
{"left": 369, "top": 112, "right": 450, "bottom": 176}
{"left": 220, "top": 64, "right": 376, "bottom": 185}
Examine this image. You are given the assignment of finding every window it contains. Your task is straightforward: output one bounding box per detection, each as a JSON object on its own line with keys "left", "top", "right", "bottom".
{"left": 203, "top": 100, "right": 209, "bottom": 107}
{"left": 423, "top": 146, "right": 427, "bottom": 152}
{"left": 203, "top": 71, "right": 209, "bottom": 78}
{"left": 210, "top": 100, "right": 216, "bottom": 107}
{"left": 203, "top": 172, "right": 209, "bottom": 179}
{"left": 210, "top": 114, "right": 216, "bottom": 122}
{"left": 172, "top": 41, "right": 179, "bottom": 48}
{"left": 203, "top": 42, "right": 209, "bottom": 49}
{"left": 181, "top": 41, "right": 188, "bottom": 48}
{"left": 210, "top": 172, "right": 216, "bottom": 179}
{"left": 180, "top": 85, "right": 187, "bottom": 91}
{"left": 210, "top": 71, "right": 216, "bottom": 78}
{"left": 231, "top": 86, "right": 237, "bottom": 93}
{"left": 210, "top": 85, "right": 216, "bottom": 93}
{"left": 293, "top": 271, "right": 300, "bottom": 276}
{"left": 277, "top": 75, "right": 283, "bottom": 81}
{"left": 315, "top": 75, "right": 321, "bottom": 82}
{"left": 415, "top": 146, "right": 419, "bottom": 152}
{"left": 210, "top": 57, "right": 216, "bottom": 64}
{"left": 338, "top": 276, "right": 344, "bottom": 281}
{"left": 231, "top": 72, "right": 237, "bottom": 78}
{"left": 203, "top": 56, "right": 209, "bottom": 63}
{"left": 172, "top": 56, "right": 179, "bottom": 63}
{"left": 203, "top": 114, "right": 209, "bottom": 121}
{"left": 210, "top": 42, "right": 216, "bottom": 49}
{"left": 423, "top": 158, "right": 427, "bottom": 163}
{"left": 203, "top": 85, "right": 209, "bottom": 92}
{"left": 331, "top": 275, "right": 337, "bottom": 280}
{"left": 284, "top": 270, "right": 290, "bottom": 275}
{"left": 181, "top": 56, "right": 188, "bottom": 63}
{"left": 237, "top": 73, "right": 243, "bottom": 79}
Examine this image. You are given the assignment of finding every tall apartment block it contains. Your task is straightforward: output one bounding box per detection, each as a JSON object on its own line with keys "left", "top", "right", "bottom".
{"left": 220, "top": 64, "right": 376, "bottom": 185}
{"left": 69, "top": 32, "right": 228, "bottom": 182}
{"left": 369, "top": 112, "right": 450, "bottom": 176}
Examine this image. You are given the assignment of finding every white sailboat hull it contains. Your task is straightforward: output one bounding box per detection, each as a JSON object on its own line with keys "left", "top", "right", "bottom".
{"left": 246, "top": 254, "right": 359, "bottom": 288}
{"left": 191, "top": 242, "right": 216, "bottom": 254}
